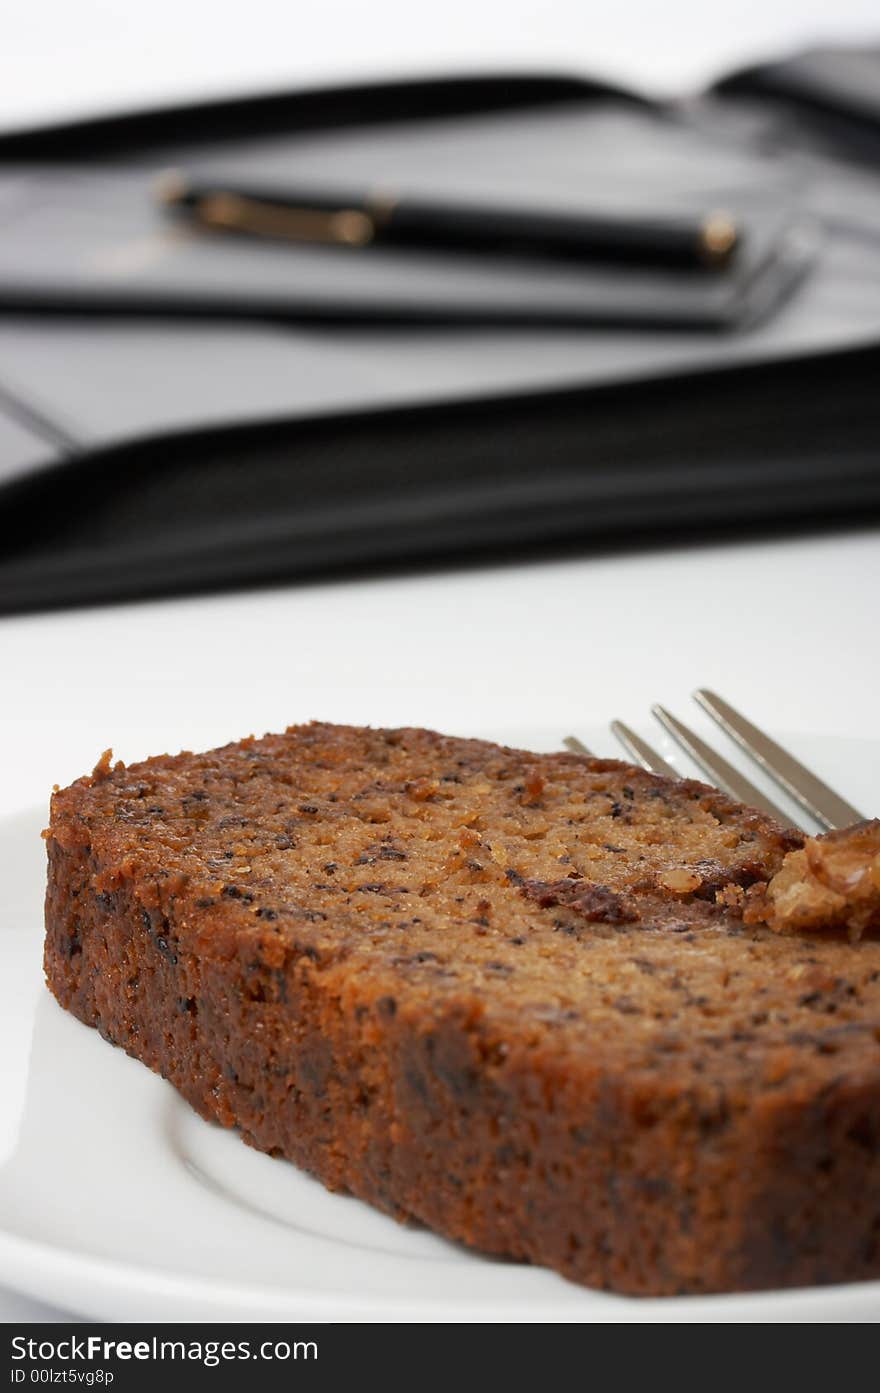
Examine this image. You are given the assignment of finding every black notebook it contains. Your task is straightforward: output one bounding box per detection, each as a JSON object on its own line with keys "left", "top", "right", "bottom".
{"left": 1, "top": 53, "right": 880, "bottom": 614}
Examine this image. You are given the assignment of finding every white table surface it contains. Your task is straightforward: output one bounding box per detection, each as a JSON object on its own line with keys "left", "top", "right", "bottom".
{"left": 3, "top": 526, "right": 880, "bottom": 828}
{"left": 3, "top": 0, "right": 880, "bottom": 1323}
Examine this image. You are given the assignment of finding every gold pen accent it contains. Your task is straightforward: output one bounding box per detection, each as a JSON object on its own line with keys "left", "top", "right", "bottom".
{"left": 196, "top": 192, "right": 375, "bottom": 246}
{"left": 698, "top": 211, "right": 739, "bottom": 266}
{"left": 155, "top": 173, "right": 375, "bottom": 247}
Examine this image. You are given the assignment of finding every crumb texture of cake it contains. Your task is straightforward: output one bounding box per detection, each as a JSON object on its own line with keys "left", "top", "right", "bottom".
{"left": 747, "top": 820, "right": 880, "bottom": 941}
{"left": 43, "top": 723, "right": 880, "bottom": 1297}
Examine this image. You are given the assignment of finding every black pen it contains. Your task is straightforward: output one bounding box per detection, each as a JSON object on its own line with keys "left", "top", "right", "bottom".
{"left": 156, "top": 171, "right": 740, "bottom": 271}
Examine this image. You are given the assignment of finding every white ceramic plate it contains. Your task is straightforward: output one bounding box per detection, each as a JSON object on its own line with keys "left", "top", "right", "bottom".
{"left": 2, "top": 726, "right": 878, "bottom": 1323}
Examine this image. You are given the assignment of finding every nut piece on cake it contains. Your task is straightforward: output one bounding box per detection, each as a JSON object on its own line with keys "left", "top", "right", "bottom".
{"left": 747, "top": 819, "right": 880, "bottom": 941}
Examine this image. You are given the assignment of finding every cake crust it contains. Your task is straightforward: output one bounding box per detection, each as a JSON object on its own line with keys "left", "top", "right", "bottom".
{"left": 43, "top": 723, "right": 880, "bottom": 1296}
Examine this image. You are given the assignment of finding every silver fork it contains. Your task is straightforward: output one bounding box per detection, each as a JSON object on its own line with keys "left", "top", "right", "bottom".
{"left": 564, "top": 689, "right": 864, "bottom": 832}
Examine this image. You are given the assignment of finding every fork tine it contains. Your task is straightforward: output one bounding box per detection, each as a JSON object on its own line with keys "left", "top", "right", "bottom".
{"left": 693, "top": 689, "right": 863, "bottom": 830}
{"left": 610, "top": 720, "right": 678, "bottom": 778}
{"left": 563, "top": 735, "right": 596, "bottom": 757}
{"left": 652, "top": 705, "right": 797, "bottom": 825}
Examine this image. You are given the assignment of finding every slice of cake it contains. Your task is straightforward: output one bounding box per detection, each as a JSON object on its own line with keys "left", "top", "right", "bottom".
{"left": 43, "top": 723, "right": 880, "bottom": 1296}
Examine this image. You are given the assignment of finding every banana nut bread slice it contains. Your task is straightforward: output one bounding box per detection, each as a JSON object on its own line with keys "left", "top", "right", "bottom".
{"left": 43, "top": 723, "right": 880, "bottom": 1297}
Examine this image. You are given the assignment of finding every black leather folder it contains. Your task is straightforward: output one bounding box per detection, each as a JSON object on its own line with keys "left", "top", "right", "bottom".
{"left": 1, "top": 56, "right": 879, "bottom": 614}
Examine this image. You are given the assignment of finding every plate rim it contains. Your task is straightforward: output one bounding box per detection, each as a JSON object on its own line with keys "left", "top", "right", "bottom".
{"left": 4, "top": 1225, "right": 880, "bottom": 1324}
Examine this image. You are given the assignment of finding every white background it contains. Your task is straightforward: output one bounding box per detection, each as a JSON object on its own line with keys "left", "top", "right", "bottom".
{"left": 3, "top": 0, "right": 880, "bottom": 129}
{"left": 2, "top": 0, "right": 879, "bottom": 1322}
